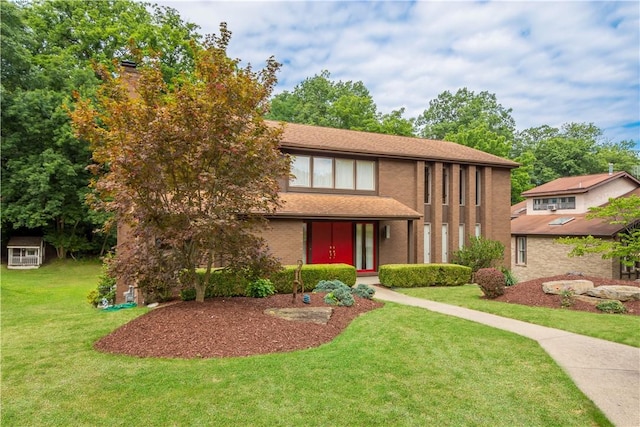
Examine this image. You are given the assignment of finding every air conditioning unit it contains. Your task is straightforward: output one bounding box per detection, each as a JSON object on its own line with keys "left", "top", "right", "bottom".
{"left": 547, "top": 204, "right": 557, "bottom": 211}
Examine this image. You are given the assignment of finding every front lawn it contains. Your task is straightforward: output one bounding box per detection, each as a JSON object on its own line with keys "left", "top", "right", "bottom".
{"left": 1, "top": 261, "right": 611, "bottom": 426}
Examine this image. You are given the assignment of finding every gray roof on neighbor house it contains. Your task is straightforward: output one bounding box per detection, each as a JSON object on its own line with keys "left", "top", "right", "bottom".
{"left": 268, "top": 121, "right": 519, "bottom": 168}
{"left": 522, "top": 172, "right": 640, "bottom": 197}
{"left": 7, "top": 236, "right": 43, "bottom": 248}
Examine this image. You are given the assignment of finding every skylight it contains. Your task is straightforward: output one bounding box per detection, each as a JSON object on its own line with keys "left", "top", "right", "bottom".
{"left": 549, "top": 217, "right": 575, "bottom": 226}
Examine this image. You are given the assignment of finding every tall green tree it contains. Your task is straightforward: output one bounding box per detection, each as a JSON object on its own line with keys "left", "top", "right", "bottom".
{"left": 71, "top": 25, "right": 289, "bottom": 303}
{"left": 1, "top": 0, "right": 201, "bottom": 257}
{"left": 416, "top": 88, "right": 515, "bottom": 157}
{"left": 267, "top": 70, "right": 415, "bottom": 136}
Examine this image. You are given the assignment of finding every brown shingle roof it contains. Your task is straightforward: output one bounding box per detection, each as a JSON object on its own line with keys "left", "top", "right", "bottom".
{"left": 268, "top": 121, "right": 519, "bottom": 168}
{"left": 510, "top": 212, "right": 624, "bottom": 237}
{"left": 7, "top": 236, "right": 43, "bottom": 248}
{"left": 522, "top": 172, "right": 640, "bottom": 197}
{"left": 271, "top": 192, "right": 422, "bottom": 220}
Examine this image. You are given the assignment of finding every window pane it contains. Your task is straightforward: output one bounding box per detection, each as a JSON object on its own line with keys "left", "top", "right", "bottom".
{"left": 335, "top": 159, "right": 354, "bottom": 189}
{"left": 365, "top": 223, "right": 374, "bottom": 269}
{"left": 290, "top": 156, "right": 310, "bottom": 187}
{"left": 356, "top": 160, "right": 375, "bottom": 190}
{"left": 313, "top": 157, "right": 333, "bottom": 188}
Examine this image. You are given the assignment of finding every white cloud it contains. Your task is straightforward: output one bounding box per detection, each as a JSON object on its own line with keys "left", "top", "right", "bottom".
{"left": 156, "top": 0, "right": 640, "bottom": 147}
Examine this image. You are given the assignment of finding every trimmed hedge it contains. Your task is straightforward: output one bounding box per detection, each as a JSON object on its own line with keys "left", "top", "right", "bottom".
{"left": 378, "top": 264, "right": 472, "bottom": 288}
{"left": 185, "top": 263, "right": 356, "bottom": 298}
{"left": 270, "top": 263, "right": 356, "bottom": 294}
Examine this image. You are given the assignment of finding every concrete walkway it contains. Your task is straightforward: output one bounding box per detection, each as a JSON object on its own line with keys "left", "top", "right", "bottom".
{"left": 356, "top": 277, "right": 640, "bottom": 427}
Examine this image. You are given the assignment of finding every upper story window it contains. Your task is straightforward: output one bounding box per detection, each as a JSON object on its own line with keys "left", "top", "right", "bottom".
{"left": 290, "top": 155, "right": 375, "bottom": 191}
{"left": 533, "top": 197, "right": 576, "bottom": 210}
{"left": 424, "top": 165, "right": 432, "bottom": 204}
{"left": 442, "top": 165, "right": 449, "bottom": 205}
{"left": 475, "top": 168, "right": 482, "bottom": 206}
{"left": 459, "top": 167, "right": 466, "bottom": 206}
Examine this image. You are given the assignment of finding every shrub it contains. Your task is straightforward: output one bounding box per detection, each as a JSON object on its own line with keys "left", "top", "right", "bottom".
{"left": 560, "top": 288, "right": 575, "bottom": 308}
{"left": 180, "top": 288, "right": 196, "bottom": 301}
{"left": 245, "top": 278, "right": 275, "bottom": 298}
{"left": 596, "top": 300, "right": 627, "bottom": 314}
{"left": 324, "top": 287, "right": 355, "bottom": 307}
{"left": 451, "top": 236, "right": 505, "bottom": 273}
{"left": 474, "top": 268, "right": 505, "bottom": 299}
{"left": 378, "top": 264, "right": 472, "bottom": 288}
{"left": 501, "top": 268, "right": 518, "bottom": 287}
{"left": 87, "top": 257, "right": 117, "bottom": 307}
{"left": 270, "top": 264, "right": 356, "bottom": 294}
{"left": 353, "top": 283, "right": 375, "bottom": 299}
{"left": 314, "top": 279, "right": 350, "bottom": 293}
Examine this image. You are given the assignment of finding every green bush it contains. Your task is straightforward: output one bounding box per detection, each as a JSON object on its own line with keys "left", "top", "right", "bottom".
{"left": 378, "top": 264, "right": 472, "bottom": 288}
{"left": 324, "top": 287, "right": 355, "bottom": 307}
{"left": 270, "top": 264, "right": 356, "bottom": 294}
{"left": 596, "top": 300, "right": 627, "bottom": 314}
{"left": 474, "top": 268, "right": 505, "bottom": 299}
{"left": 501, "top": 268, "right": 518, "bottom": 287}
{"left": 314, "top": 279, "right": 350, "bottom": 293}
{"left": 87, "top": 257, "right": 117, "bottom": 307}
{"left": 180, "top": 288, "right": 196, "bottom": 301}
{"left": 451, "top": 236, "right": 505, "bottom": 273}
{"left": 245, "top": 278, "right": 275, "bottom": 298}
{"left": 353, "top": 283, "right": 375, "bottom": 299}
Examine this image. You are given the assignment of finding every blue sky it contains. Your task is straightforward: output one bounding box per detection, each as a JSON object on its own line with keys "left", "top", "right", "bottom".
{"left": 159, "top": 0, "right": 640, "bottom": 149}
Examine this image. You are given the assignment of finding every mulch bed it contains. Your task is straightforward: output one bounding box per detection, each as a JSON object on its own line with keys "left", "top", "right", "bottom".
{"left": 95, "top": 275, "right": 639, "bottom": 359}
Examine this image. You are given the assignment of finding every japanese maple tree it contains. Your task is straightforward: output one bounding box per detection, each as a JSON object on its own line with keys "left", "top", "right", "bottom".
{"left": 72, "top": 24, "right": 289, "bottom": 302}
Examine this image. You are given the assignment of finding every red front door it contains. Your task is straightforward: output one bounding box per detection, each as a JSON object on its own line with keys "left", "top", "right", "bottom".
{"left": 310, "top": 222, "right": 353, "bottom": 265}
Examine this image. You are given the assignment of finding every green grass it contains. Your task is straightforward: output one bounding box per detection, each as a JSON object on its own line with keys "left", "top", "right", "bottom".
{"left": 399, "top": 285, "right": 640, "bottom": 348}
{"left": 2, "top": 261, "right": 611, "bottom": 426}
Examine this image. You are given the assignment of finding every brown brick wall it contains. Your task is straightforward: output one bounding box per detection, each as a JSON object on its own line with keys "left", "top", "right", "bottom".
{"left": 511, "top": 236, "right": 617, "bottom": 282}
{"left": 488, "top": 168, "right": 513, "bottom": 267}
{"left": 261, "top": 219, "right": 305, "bottom": 266}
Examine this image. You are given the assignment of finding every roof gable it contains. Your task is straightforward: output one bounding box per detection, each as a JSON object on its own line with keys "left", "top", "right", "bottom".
{"left": 269, "top": 121, "right": 519, "bottom": 168}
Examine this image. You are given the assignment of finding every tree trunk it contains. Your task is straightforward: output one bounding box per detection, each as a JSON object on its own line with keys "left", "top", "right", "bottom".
{"left": 195, "top": 282, "right": 206, "bottom": 303}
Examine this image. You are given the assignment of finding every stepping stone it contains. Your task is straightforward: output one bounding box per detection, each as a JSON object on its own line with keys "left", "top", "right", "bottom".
{"left": 264, "top": 307, "right": 333, "bottom": 324}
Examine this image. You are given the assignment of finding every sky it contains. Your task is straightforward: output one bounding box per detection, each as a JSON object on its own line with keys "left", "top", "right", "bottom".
{"left": 158, "top": 0, "right": 640, "bottom": 149}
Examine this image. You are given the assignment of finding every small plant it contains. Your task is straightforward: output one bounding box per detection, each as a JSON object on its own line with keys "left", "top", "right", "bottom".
{"left": 353, "top": 283, "right": 375, "bottom": 299}
{"left": 596, "top": 300, "right": 627, "bottom": 314}
{"left": 245, "top": 278, "right": 275, "bottom": 298}
{"left": 324, "top": 287, "right": 355, "bottom": 307}
{"left": 474, "top": 268, "right": 505, "bottom": 299}
{"left": 501, "top": 268, "right": 518, "bottom": 287}
{"left": 560, "top": 287, "right": 575, "bottom": 308}
{"left": 314, "top": 279, "right": 350, "bottom": 293}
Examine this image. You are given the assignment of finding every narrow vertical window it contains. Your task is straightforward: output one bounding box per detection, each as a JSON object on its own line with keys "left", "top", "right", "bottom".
{"left": 459, "top": 167, "right": 465, "bottom": 205}
{"left": 516, "top": 236, "right": 527, "bottom": 265}
{"left": 302, "top": 223, "right": 307, "bottom": 264}
{"left": 442, "top": 223, "right": 448, "bottom": 263}
{"left": 442, "top": 165, "right": 449, "bottom": 205}
{"left": 424, "top": 165, "right": 431, "bottom": 204}
{"left": 459, "top": 224, "right": 465, "bottom": 249}
{"left": 423, "top": 223, "right": 431, "bottom": 263}
{"left": 475, "top": 223, "right": 481, "bottom": 237}
{"left": 475, "top": 168, "right": 481, "bottom": 206}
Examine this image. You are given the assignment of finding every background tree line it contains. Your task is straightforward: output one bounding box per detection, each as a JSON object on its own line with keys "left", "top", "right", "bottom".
{"left": 2, "top": 0, "right": 638, "bottom": 260}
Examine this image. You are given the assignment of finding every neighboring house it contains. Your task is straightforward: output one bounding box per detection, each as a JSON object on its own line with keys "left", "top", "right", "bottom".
{"left": 260, "top": 121, "right": 518, "bottom": 274}
{"left": 6, "top": 236, "right": 45, "bottom": 269}
{"left": 510, "top": 172, "right": 640, "bottom": 282}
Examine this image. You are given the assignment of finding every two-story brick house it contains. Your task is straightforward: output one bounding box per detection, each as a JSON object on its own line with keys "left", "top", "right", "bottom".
{"left": 261, "top": 121, "right": 518, "bottom": 274}
{"left": 510, "top": 171, "right": 640, "bottom": 281}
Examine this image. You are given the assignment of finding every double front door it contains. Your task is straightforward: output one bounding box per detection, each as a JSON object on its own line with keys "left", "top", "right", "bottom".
{"left": 308, "top": 221, "right": 376, "bottom": 272}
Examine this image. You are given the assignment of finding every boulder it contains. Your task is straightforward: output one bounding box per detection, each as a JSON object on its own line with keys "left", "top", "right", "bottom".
{"left": 585, "top": 286, "right": 640, "bottom": 302}
{"left": 264, "top": 307, "right": 333, "bottom": 324}
{"left": 542, "top": 279, "right": 594, "bottom": 295}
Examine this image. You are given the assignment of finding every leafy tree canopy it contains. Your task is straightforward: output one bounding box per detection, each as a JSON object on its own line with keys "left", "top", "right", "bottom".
{"left": 71, "top": 24, "right": 289, "bottom": 302}
{"left": 267, "top": 70, "right": 415, "bottom": 136}
{"left": 1, "top": 0, "right": 201, "bottom": 258}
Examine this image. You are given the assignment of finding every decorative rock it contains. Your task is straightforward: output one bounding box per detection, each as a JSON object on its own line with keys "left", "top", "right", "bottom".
{"left": 542, "top": 280, "right": 594, "bottom": 295}
{"left": 264, "top": 307, "right": 333, "bottom": 324}
{"left": 147, "top": 302, "right": 159, "bottom": 308}
{"left": 585, "top": 286, "right": 640, "bottom": 302}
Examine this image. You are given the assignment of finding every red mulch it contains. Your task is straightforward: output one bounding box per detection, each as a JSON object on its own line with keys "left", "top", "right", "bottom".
{"left": 94, "top": 293, "right": 383, "bottom": 359}
{"left": 95, "top": 276, "right": 639, "bottom": 359}
{"left": 495, "top": 275, "right": 640, "bottom": 315}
